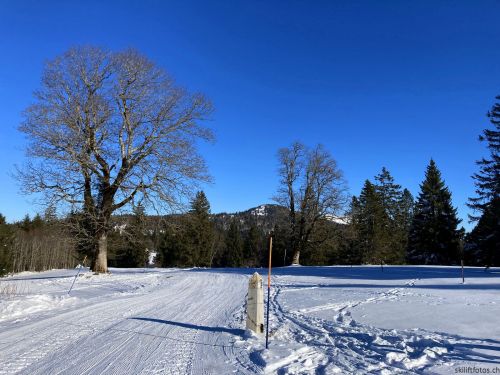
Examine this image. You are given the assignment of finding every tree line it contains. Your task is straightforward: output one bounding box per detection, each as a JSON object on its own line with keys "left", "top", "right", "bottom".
{"left": 1, "top": 46, "right": 498, "bottom": 274}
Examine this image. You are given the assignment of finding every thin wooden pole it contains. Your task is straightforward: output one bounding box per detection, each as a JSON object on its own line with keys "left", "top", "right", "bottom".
{"left": 265, "top": 234, "right": 273, "bottom": 349}
{"left": 461, "top": 259, "right": 465, "bottom": 284}
{"left": 68, "top": 256, "right": 87, "bottom": 295}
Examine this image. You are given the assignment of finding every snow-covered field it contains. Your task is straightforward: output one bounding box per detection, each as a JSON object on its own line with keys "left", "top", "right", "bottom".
{"left": 0, "top": 266, "right": 499, "bottom": 374}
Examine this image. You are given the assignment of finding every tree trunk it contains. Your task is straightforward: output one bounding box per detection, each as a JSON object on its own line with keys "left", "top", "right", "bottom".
{"left": 291, "top": 249, "right": 300, "bottom": 265}
{"left": 93, "top": 231, "right": 108, "bottom": 273}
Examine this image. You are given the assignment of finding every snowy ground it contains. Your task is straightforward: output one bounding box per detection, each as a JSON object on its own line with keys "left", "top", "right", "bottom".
{"left": 0, "top": 266, "right": 499, "bottom": 374}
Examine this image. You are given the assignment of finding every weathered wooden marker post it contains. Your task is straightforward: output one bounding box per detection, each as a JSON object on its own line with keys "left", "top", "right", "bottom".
{"left": 246, "top": 272, "right": 264, "bottom": 334}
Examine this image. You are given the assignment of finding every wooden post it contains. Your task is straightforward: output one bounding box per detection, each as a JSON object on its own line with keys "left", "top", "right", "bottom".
{"left": 265, "top": 233, "right": 273, "bottom": 349}
{"left": 246, "top": 273, "right": 264, "bottom": 334}
{"left": 461, "top": 259, "right": 465, "bottom": 284}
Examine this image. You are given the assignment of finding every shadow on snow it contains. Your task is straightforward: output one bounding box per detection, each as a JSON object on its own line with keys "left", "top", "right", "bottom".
{"left": 129, "top": 317, "right": 245, "bottom": 337}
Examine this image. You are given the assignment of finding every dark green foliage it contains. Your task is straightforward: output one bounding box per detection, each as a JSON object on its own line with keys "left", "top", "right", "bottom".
{"left": 334, "top": 217, "right": 363, "bottom": 265}
{"left": 349, "top": 168, "right": 414, "bottom": 265}
{"left": 185, "top": 191, "right": 215, "bottom": 267}
{"left": 109, "top": 205, "right": 151, "bottom": 268}
{"left": 392, "top": 188, "right": 415, "bottom": 262}
{"left": 157, "top": 218, "right": 190, "bottom": 267}
{"left": 296, "top": 217, "right": 345, "bottom": 266}
{"left": 468, "top": 96, "right": 500, "bottom": 216}
{"left": 465, "top": 199, "right": 500, "bottom": 266}
{"left": 374, "top": 168, "right": 413, "bottom": 264}
{"left": 270, "top": 224, "right": 292, "bottom": 267}
{"left": 374, "top": 167, "right": 402, "bottom": 221}
{"left": 224, "top": 220, "right": 243, "bottom": 267}
{"left": 407, "top": 160, "right": 461, "bottom": 265}
{"left": 243, "top": 223, "right": 265, "bottom": 267}
{"left": 399, "top": 189, "right": 415, "bottom": 235}
{"left": 20, "top": 214, "right": 32, "bottom": 231}
{"left": 0, "top": 214, "right": 14, "bottom": 276}
{"left": 352, "top": 180, "right": 390, "bottom": 263}
{"left": 466, "top": 96, "right": 500, "bottom": 266}
{"left": 158, "top": 191, "right": 216, "bottom": 267}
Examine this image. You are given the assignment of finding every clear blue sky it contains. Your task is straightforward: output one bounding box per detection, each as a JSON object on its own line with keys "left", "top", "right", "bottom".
{"left": 1, "top": 0, "right": 499, "bottom": 230}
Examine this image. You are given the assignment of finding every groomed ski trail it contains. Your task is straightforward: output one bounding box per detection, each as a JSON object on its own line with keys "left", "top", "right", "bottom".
{"left": 0, "top": 270, "right": 259, "bottom": 375}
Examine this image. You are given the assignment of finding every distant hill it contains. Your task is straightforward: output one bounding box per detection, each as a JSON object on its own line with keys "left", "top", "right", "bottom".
{"left": 212, "top": 204, "right": 289, "bottom": 232}
{"left": 110, "top": 203, "right": 348, "bottom": 233}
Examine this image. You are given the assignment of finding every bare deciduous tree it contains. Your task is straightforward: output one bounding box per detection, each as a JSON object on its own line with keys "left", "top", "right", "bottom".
{"left": 18, "top": 46, "right": 213, "bottom": 273}
{"left": 274, "top": 142, "right": 348, "bottom": 265}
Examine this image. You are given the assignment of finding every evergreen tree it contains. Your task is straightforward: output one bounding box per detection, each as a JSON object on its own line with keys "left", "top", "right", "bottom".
{"left": 224, "top": 220, "right": 243, "bottom": 267}
{"left": 373, "top": 167, "right": 408, "bottom": 263}
{"left": 43, "top": 206, "right": 57, "bottom": 223}
{"left": 352, "top": 180, "right": 390, "bottom": 263}
{"left": 339, "top": 198, "right": 362, "bottom": 265}
{"left": 0, "top": 214, "right": 14, "bottom": 276}
{"left": 185, "top": 191, "right": 215, "bottom": 267}
{"left": 31, "top": 214, "right": 44, "bottom": 229}
{"left": 374, "top": 167, "right": 402, "bottom": 221}
{"left": 243, "top": 223, "right": 263, "bottom": 267}
{"left": 395, "top": 188, "right": 415, "bottom": 257}
{"left": 128, "top": 204, "right": 150, "bottom": 266}
{"left": 467, "top": 96, "right": 500, "bottom": 266}
{"left": 112, "top": 204, "right": 150, "bottom": 267}
{"left": 270, "top": 224, "right": 291, "bottom": 267}
{"left": 157, "top": 219, "right": 189, "bottom": 267}
{"left": 407, "top": 160, "right": 461, "bottom": 264}
{"left": 398, "top": 189, "right": 415, "bottom": 233}
{"left": 20, "top": 214, "right": 31, "bottom": 231}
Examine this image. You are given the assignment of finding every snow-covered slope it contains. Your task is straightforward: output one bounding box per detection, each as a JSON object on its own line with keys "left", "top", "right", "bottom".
{"left": 0, "top": 266, "right": 498, "bottom": 374}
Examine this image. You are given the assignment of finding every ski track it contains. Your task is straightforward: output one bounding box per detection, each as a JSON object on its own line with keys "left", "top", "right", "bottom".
{"left": 0, "top": 271, "right": 259, "bottom": 375}
{"left": 268, "top": 276, "right": 496, "bottom": 374}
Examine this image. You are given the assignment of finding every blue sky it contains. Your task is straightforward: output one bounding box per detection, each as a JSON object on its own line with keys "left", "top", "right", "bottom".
{"left": 1, "top": 0, "right": 499, "bottom": 230}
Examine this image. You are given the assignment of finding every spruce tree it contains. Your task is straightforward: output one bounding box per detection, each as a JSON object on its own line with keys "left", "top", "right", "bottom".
{"left": 373, "top": 167, "right": 409, "bottom": 263}
{"left": 467, "top": 96, "right": 500, "bottom": 266}
{"left": 113, "top": 204, "right": 150, "bottom": 267}
{"left": 0, "top": 214, "right": 13, "bottom": 276}
{"left": 225, "top": 220, "right": 243, "bottom": 267}
{"left": 407, "top": 160, "right": 461, "bottom": 264}
{"left": 353, "top": 180, "right": 389, "bottom": 263}
{"left": 157, "top": 218, "right": 189, "bottom": 267}
{"left": 374, "top": 167, "right": 402, "bottom": 221}
{"left": 343, "top": 197, "right": 365, "bottom": 265}
{"left": 185, "top": 191, "right": 215, "bottom": 267}
{"left": 396, "top": 188, "right": 415, "bottom": 257}
{"left": 243, "top": 223, "right": 262, "bottom": 267}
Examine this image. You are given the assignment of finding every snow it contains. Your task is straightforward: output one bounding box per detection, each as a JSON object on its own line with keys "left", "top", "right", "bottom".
{"left": 252, "top": 205, "right": 268, "bottom": 217}
{"left": 148, "top": 251, "right": 157, "bottom": 265}
{"left": 0, "top": 266, "right": 499, "bottom": 374}
{"left": 324, "top": 214, "right": 350, "bottom": 225}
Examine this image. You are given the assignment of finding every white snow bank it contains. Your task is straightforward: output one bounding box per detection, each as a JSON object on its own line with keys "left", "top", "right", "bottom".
{"left": 0, "top": 294, "right": 78, "bottom": 322}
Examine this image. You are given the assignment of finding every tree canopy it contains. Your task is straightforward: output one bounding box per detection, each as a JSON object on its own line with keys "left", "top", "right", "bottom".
{"left": 18, "top": 46, "right": 213, "bottom": 272}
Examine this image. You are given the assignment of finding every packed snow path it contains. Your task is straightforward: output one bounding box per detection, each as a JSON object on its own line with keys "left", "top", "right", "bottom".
{"left": 0, "top": 270, "right": 258, "bottom": 374}
{"left": 0, "top": 266, "right": 499, "bottom": 374}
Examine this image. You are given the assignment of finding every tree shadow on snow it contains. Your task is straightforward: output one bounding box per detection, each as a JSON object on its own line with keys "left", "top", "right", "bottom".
{"left": 191, "top": 266, "right": 500, "bottom": 282}
{"left": 278, "top": 282, "right": 500, "bottom": 291}
{"left": 129, "top": 317, "right": 245, "bottom": 337}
